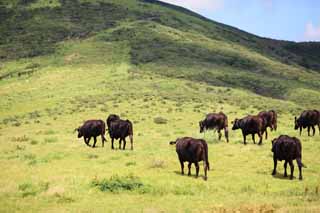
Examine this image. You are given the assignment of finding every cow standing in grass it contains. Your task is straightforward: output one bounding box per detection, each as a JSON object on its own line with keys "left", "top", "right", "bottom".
{"left": 232, "top": 115, "right": 266, "bottom": 145}
{"left": 75, "top": 120, "right": 106, "bottom": 148}
{"left": 199, "top": 112, "right": 229, "bottom": 142}
{"left": 170, "top": 137, "right": 210, "bottom": 181}
{"left": 258, "top": 110, "right": 277, "bottom": 139}
{"left": 107, "top": 114, "right": 134, "bottom": 150}
{"left": 271, "top": 135, "right": 305, "bottom": 180}
{"left": 294, "top": 110, "right": 320, "bottom": 136}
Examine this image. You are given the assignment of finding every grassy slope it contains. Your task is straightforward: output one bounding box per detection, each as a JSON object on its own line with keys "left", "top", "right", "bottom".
{"left": 0, "top": 0, "right": 320, "bottom": 212}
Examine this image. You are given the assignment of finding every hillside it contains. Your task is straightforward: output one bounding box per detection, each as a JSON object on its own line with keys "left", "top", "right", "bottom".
{"left": 1, "top": 0, "right": 320, "bottom": 101}
{"left": 0, "top": 0, "right": 320, "bottom": 212}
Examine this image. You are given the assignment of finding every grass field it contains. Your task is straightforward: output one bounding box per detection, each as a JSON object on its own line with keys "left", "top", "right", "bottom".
{"left": 0, "top": 0, "right": 320, "bottom": 212}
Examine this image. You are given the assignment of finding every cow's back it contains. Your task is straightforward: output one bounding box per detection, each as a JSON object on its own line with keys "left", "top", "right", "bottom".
{"left": 272, "top": 135, "right": 301, "bottom": 161}
{"left": 176, "top": 137, "right": 205, "bottom": 163}
{"left": 81, "top": 120, "right": 105, "bottom": 137}
{"left": 205, "top": 112, "right": 227, "bottom": 129}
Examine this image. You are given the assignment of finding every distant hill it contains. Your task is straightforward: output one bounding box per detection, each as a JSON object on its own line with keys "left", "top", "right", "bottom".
{"left": 0, "top": 0, "right": 319, "bottom": 104}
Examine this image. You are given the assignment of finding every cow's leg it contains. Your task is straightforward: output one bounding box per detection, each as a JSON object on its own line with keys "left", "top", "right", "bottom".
{"left": 218, "top": 130, "right": 222, "bottom": 141}
{"left": 92, "top": 137, "right": 97, "bottom": 148}
{"left": 284, "top": 161, "right": 288, "bottom": 177}
{"left": 122, "top": 138, "right": 127, "bottom": 150}
{"left": 312, "top": 125, "right": 315, "bottom": 136}
{"left": 195, "top": 162, "right": 200, "bottom": 178}
{"left": 111, "top": 138, "right": 115, "bottom": 149}
{"left": 265, "top": 129, "right": 268, "bottom": 140}
{"left": 318, "top": 124, "right": 320, "bottom": 135}
{"left": 272, "top": 157, "right": 277, "bottom": 175}
{"left": 86, "top": 137, "right": 92, "bottom": 147}
{"left": 289, "top": 160, "right": 294, "bottom": 180}
{"left": 242, "top": 131, "right": 247, "bottom": 145}
{"left": 187, "top": 162, "right": 192, "bottom": 176}
{"left": 307, "top": 126, "right": 310, "bottom": 136}
{"left": 129, "top": 134, "right": 133, "bottom": 150}
{"left": 203, "top": 160, "right": 208, "bottom": 181}
{"left": 299, "top": 127, "right": 302, "bottom": 136}
{"left": 252, "top": 134, "right": 256, "bottom": 144}
{"left": 224, "top": 127, "right": 229, "bottom": 143}
{"left": 83, "top": 137, "right": 88, "bottom": 146}
{"left": 101, "top": 135, "right": 106, "bottom": 147}
{"left": 258, "top": 132, "right": 262, "bottom": 145}
{"left": 118, "top": 138, "right": 122, "bottom": 150}
{"left": 179, "top": 158, "right": 184, "bottom": 175}
{"left": 296, "top": 158, "right": 303, "bottom": 180}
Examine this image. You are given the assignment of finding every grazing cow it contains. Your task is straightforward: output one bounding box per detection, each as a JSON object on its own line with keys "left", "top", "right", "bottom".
{"left": 271, "top": 135, "right": 305, "bottom": 180}
{"left": 232, "top": 115, "right": 266, "bottom": 145}
{"left": 169, "top": 137, "right": 209, "bottom": 180}
{"left": 107, "top": 115, "right": 133, "bottom": 150}
{"left": 199, "top": 112, "right": 229, "bottom": 142}
{"left": 258, "top": 110, "right": 277, "bottom": 139}
{"left": 295, "top": 110, "right": 320, "bottom": 136}
{"left": 75, "top": 120, "right": 106, "bottom": 148}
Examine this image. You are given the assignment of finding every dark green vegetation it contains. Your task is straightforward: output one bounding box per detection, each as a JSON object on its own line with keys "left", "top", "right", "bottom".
{"left": 0, "top": 0, "right": 320, "bottom": 212}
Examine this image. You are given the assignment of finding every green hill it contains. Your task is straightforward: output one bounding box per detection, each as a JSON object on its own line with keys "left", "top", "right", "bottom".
{"left": 0, "top": 0, "right": 320, "bottom": 212}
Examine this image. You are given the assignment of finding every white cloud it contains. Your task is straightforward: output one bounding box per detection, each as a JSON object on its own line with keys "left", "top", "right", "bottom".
{"left": 304, "top": 22, "right": 320, "bottom": 41}
{"left": 161, "top": 0, "right": 224, "bottom": 13}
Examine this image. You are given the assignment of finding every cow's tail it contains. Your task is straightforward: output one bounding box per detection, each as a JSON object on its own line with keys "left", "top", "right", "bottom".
{"left": 101, "top": 122, "right": 107, "bottom": 143}
{"left": 127, "top": 120, "right": 134, "bottom": 150}
{"left": 203, "top": 141, "right": 210, "bottom": 171}
{"left": 271, "top": 109, "right": 277, "bottom": 131}
{"left": 224, "top": 115, "right": 229, "bottom": 142}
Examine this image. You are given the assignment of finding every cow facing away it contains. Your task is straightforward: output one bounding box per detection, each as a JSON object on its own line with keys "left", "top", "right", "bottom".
{"left": 199, "top": 112, "right": 229, "bottom": 142}
{"left": 295, "top": 110, "right": 320, "bottom": 136}
{"left": 258, "top": 110, "right": 277, "bottom": 139}
{"left": 75, "top": 120, "right": 106, "bottom": 148}
{"left": 170, "top": 137, "right": 209, "bottom": 181}
{"left": 107, "top": 114, "right": 133, "bottom": 150}
{"left": 232, "top": 115, "right": 266, "bottom": 145}
{"left": 271, "top": 135, "right": 305, "bottom": 180}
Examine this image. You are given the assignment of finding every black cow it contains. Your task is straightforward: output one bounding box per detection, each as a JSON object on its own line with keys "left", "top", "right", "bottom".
{"left": 271, "top": 135, "right": 305, "bottom": 180}
{"left": 75, "top": 120, "right": 106, "bottom": 148}
{"left": 232, "top": 115, "right": 266, "bottom": 145}
{"left": 258, "top": 110, "right": 277, "bottom": 139}
{"left": 107, "top": 114, "right": 133, "bottom": 150}
{"left": 199, "top": 112, "right": 229, "bottom": 142}
{"left": 170, "top": 137, "right": 209, "bottom": 180}
{"left": 295, "top": 110, "right": 320, "bottom": 136}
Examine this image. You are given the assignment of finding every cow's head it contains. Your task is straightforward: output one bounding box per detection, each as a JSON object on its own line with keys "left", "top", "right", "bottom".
{"left": 75, "top": 127, "right": 83, "bottom": 138}
{"left": 294, "top": 116, "right": 299, "bottom": 130}
{"left": 231, "top": 119, "right": 240, "bottom": 130}
{"left": 199, "top": 121, "right": 205, "bottom": 133}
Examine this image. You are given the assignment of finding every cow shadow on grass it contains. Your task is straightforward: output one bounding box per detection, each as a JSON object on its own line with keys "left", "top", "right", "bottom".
{"left": 271, "top": 173, "right": 299, "bottom": 180}
{"left": 173, "top": 171, "right": 207, "bottom": 180}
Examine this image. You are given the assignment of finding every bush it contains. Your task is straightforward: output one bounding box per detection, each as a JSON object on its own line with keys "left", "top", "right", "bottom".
{"left": 91, "top": 175, "right": 149, "bottom": 193}
{"left": 153, "top": 117, "right": 167, "bottom": 124}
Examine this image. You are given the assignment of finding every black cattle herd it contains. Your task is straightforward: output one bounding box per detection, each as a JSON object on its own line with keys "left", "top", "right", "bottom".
{"left": 75, "top": 109, "right": 320, "bottom": 181}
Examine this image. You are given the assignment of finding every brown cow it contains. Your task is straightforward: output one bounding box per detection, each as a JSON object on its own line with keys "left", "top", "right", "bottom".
{"left": 75, "top": 120, "right": 106, "bottom": 148}
{"left": 170, "top": 137, "right": 209, "bottom": 180}
{"left": 232, "top": 115, "right": 266, "bottom": 145}
{"left": 295, "top": 110, "right": 320, "bottom": 136}
{"left": 107, "top": 114, "right": 134, "bottom": 150}
{"left": 258, "top": 110, "right": 277, "bottom": 139}
{"left": 271, "top": 135, "right": 306, "bottom": 180}
{"left": 199, "top": 112, "right": 229, "bottom": 142}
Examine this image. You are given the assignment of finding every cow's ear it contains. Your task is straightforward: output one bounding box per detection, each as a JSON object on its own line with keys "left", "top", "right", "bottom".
{"left": 294, "top": 116, "right": 297, "bottom": 121}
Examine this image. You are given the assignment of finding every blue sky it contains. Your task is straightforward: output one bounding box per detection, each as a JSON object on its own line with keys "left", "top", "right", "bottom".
{"left": 161, "top": 0, "right": 320, "bottom": 42}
